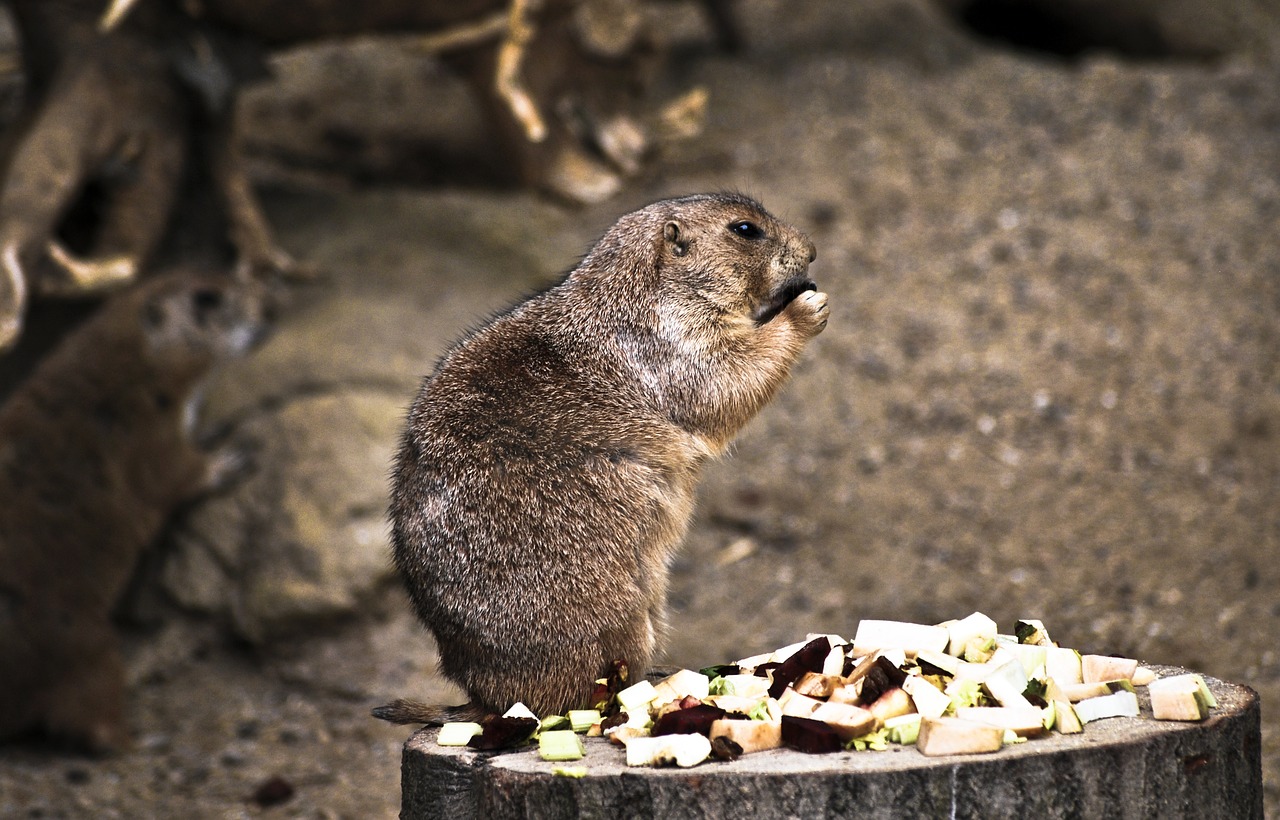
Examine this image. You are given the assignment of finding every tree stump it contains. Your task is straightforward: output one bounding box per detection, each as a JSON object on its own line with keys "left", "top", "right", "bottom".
{"left": 396, "top": 666, "right": 1261, "bottom": 818}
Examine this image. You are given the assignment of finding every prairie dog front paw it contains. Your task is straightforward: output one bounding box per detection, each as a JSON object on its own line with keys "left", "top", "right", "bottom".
{"left": 784, "top": 289, "right": 829, "bottom": 337}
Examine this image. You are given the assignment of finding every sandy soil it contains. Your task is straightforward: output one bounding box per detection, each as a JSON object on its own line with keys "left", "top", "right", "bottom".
{"left": 1, "top": 1, "right": 1277, "bottom": 817}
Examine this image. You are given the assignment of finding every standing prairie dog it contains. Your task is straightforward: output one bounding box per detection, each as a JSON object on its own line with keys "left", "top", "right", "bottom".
{"left": 376, "top": 193, "right": 827, "bottom": 724}
{"left": 0, "top": 272, "right": 274, "bottom": 752}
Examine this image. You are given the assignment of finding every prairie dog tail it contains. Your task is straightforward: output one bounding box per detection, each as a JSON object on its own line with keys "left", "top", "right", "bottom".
{"left": 370, "top": 699, "right": 488, "bottom": 726}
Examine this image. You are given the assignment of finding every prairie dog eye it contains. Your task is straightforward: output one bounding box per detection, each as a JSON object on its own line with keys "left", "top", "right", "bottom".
{"left": 729, "top": 220, "right": 765, "bottom": 239}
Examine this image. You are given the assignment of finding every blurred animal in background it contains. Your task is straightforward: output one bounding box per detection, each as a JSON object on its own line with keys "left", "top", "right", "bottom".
{"left": 0, "top": 0, "right": 729, "bottom": 351}
{"left": 0, "top": 271, "right": 274, "bottom": 752}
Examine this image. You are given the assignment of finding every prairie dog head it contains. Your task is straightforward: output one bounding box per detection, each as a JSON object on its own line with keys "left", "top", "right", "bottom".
{"left": 652, "top": 193, "right": 817, "bottom": 325}
{"left": 135, "top": 274, "right": 276, "bottom": 369}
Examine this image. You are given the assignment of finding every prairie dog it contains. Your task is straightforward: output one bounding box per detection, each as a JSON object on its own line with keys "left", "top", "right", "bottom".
{"left": 377, "top": 193, "right": 826, "bottom": 724}
{"left": 0, "top": 272, "right": 274, "bottom": 752}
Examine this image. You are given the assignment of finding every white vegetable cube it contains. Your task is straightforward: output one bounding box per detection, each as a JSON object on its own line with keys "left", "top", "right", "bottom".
{"left": 720, "top": 674, "right": 771, "bottom": 700}
{"left": 853, "top": 620, "right": 950, "bottom": 655}
{"left": 733, "top": 651, "right": 774, "bottom": 672}
{"left": 903, "top": 674, "right": 951, "bottom": 719}
{"left": 624, "top": 734, "right": 711, "bottom": 768}
{"left": 652, "top": 669, "right": 710, "bottom": 705}
{"left": 767, "top": 639, "right": 812, "bottom": 664}
{"left": 867, "top": 687, "right": 915, "bottom": 723}
{"left": 616, "top": 680, "right": 660, "bottom": 715}
{"left": 993, "top": 639, "right": 1048, "bottom": 679}
{"left": 916, "top": 649, "right": 964, "bottom": 676}
{"left": 980, "top": 659, "right": 1032, "bottom": 709}
{"left": 945, "top": 612, "right": 998, "bottom": 658}
{"left": 1081, "top": 655, "right": 1139, "bottom": 684}
{"left": 822, "top": 645, "right": 848, "bottom": 677}
{"left": 1072, "top": 689, "right": 1140, "bottom": 723}
{"left": 1044, "top": 647, "right": 1083, "bottom": 685}
{"left": 502, "top": 702, "right": 538, "bottom": 720}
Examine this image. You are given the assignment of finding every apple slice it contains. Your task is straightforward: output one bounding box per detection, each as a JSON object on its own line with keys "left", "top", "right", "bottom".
{"left": 916, "top": 717, "right": 1005, "bottom": 756}
{"left": 709, "top": 718, "right": 783, "bottom": 754}
{"left": 1149, "top": 673, "right": 1216, "bottom": 721}
{"left": 867, "top": 687, "right": 915, "bottom": 723}
{"left": 778, "top": 689, "right": 824, "bottom": 718}
{"left": 1081, "top": 655, "right": 1140, "bottom": 684}
{"left": 809, "top": 701, "right": 878, "bottom": 741}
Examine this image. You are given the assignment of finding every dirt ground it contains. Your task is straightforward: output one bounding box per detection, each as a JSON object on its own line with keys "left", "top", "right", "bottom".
{"left": 1, "top": 1, "right": 1278, "bottom": 817}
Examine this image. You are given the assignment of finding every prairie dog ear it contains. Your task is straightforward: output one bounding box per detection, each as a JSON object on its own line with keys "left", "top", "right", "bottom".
{"left": 663, "top": 220, "right": 688, "bottom": 257}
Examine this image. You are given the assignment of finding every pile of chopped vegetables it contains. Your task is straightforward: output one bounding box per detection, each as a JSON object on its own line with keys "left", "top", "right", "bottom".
{"left": 436, "top": 613, "right": 1219, "bottom": 769}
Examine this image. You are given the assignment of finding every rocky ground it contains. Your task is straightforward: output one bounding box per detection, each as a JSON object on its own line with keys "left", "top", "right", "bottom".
{"left": 1, "top": 0, "right": 1277, "bottom": 816}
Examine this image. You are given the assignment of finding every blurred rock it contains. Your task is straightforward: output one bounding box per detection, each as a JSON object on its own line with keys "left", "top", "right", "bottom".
{"left": 165, "top": 388, "right": 402, "bottom": 643}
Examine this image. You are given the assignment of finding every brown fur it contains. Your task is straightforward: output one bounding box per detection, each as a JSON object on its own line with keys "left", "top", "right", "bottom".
{"left": 377, "top": 193, "right": 827, "bottom": 725}
{"left": 0, "top": 272, "right": 274, "bottom": 752}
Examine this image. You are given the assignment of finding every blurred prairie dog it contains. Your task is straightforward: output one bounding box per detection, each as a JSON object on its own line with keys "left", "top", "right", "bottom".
{"left": 0, "top": 272, "right": 274, "bottom": 752}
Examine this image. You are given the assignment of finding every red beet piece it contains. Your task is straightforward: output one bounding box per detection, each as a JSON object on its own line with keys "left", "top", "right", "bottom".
{"left": 652, "top": 704, "right": 727, "bottom": 737}
{"left": 467, "top": 716, "right": 539, "bottom": 751}
{"left": 767, "top": 636, "right": 832, "bottom": 699}
{"left": 781, "top": 715, "right": 843, "bottom": 754}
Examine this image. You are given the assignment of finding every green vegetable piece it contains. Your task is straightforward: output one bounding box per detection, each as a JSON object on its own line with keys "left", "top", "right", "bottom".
{"left": 437, "top": 722, "right": 484, "bottom": 746}
{"left": 540, "top": 715, "right": 570, "bottom": 732}
{"left": 962, "top": 636, "right": 996, "bottom": 663}
{"left": 747, "top": 700, "right": 773, "bottom": 721}
{"left": 948, "top": 678, "right": 985, "bottom": 711}
{"left": 552, "top": 766, "right": 588, "bottom": 778}
{"left": 539, "top": 730, "right": 586, "bottom": 762}
{"left": 1014, "top": 619, "right": 1051, "bottom": 646}
{"left": 1195, "top": 675, "right": 1219, "bottom": 709}
{"left": 884, "top": 714, "right": 921, "bottom": 745}
{"left": 707, "top": 676, "right": 731, "bottom": 696}
{"left": 848, "top": 728, "right": 890, "bottom": 751}
{"left": 567, "top": 709, "right": 602, "bottom": 733}
{"left": 1104, "top": 679, "right": 1136, "bottom": 694}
